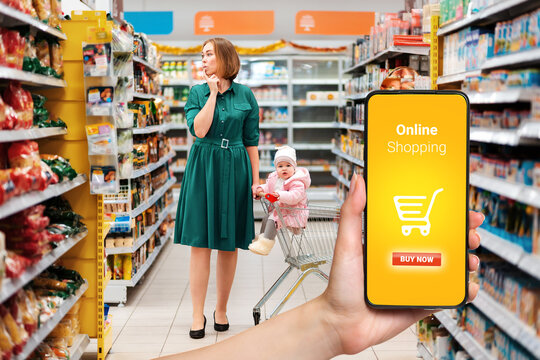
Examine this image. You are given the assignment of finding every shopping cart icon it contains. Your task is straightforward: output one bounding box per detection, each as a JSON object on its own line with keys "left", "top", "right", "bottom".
{"left": 393, "top": 188, "right": 443, "bottom": 236}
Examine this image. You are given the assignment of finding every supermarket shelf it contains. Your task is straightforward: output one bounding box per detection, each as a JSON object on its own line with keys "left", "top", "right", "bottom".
{"left": 0, "top": 230, "right": 88, "bottom": 303}
{"left": 170, "top": 166, "right": 185, "bottom": 173}
{"left": 331, "top": 169, "right": 351, "bottom": 188}
{"left": 343, "top": 46, "right": 430, "bottom": 74}
{"left": 293, "top": 122, "right": 335, "bottom": 129}
{"left": 133, "top": 56, "right": 162, "bottom": 74}
{"left": 107, "top": 203, "right": 174, "bottom": 255}
{"left": 0, "top": 127, "right": 67, "bottom": 142}
{"left": 104, "top": 269, "right": 112, "bottom": 289}
{"left": 0, "top": 66, "right": 66, "bottom": 87}
{"left": 294, "top": 143, "right": 334, "bottom": 150}
{"left": 162, "top": 78, "right": 190, "bottom": 86}
{"left": 0, "top": 174, "right": 87, "bottom": 219}
{"left": 345, "top": 92, "right": 369, "bottom": 101}
{"left": 103, "top": 322, "right": 113, "bottom": 356}
{"left": 332, "top": 147, "right": 364, "bottom": 167}
{"left": 306, "top": 187, "right": 337, "bottom": 201}
{"left": 437, "top": 0, "right": 537, "bottom": 36}
{"left": 334, "top": 193, "right": 344, "bottom": 206}
{"left": 465, "top": 89, "right": 536, "bottom": 104}
{"left": 131, "top": 151, "right": 175, "bottom": 179}
{"left": 435, "top": 311, "right": 495, "bottom": 360}
{"left": 13, "top": 281, "right": 89, "bottom": 360}
{"left": 470, "top": 173, "right": 540, "bottom": 208}
{"left": 417, "top": 343, "right": 433, "bottom": 360}
{"left": 470, "top": 128, "right": 520, "bottom": 145}
{"left": 257, "top": 101, "right": 289, "bottom": 107}
{"left": 333, "top": 122, "right": 364, "bottom": 131}
{"left": 437, "top": 70, "right": 482, "bottom": 85}
{"left": 477, "top": 228, "right": 540, "bottom": 281}
{"left": 103, "top": 222, "right": 111, "bottom": 238}
{"left": 109, "top": 228, "right": 172, "bottom": 287}
{"left": 241, "top": 79, "right": 288, "bottom": 86}
{"left": 69, "top": 334, "right": 90, "bottom": 360}
{"left": 133, "top": 92, "right": 163, "bottom": 100}
{"left": 172, "top": 144, "right": 190, "bottom": 151}
{"left": 132, "top": 122, "right": 173, "bottom": 134}
{"left": 259, "top": 122, "right": 289, "bottom": 129}
{"left": 482, "top": 47, "right": 540, "bottom": 70}
{"left": 293, "top": 100, "right": 342, "bottom": 107}
{"left": 260, "top": 165, "right": 334, "bottom": 172}
{"left": 165, "top": 100, "right": 186, "bottom": 108}
{"left": 168, "top": 123, "right": 188, "bottom": 130}
{"left": 0, "top": 3, "right": 67, "bottom": 40}
{"left": 473, "top": 290, "right": 540, "bottom": 358}
{"left": 292, "top": 79, "right": 340, "bottom": 85}
{"left": 129, "top": 177, "right": 176, "bottom": 219}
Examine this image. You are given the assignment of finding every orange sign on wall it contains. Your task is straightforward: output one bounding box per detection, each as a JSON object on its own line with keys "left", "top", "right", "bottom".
{"left": 194, "top": 11, "right": 274, "bottom": 35}
{"left": 296, "top": 11, "right": 374, "bottom": 35}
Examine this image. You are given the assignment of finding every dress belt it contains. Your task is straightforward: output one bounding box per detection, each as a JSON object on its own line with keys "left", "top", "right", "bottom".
{"left": 195, "top": 138, "right": 244, "bottom": 239}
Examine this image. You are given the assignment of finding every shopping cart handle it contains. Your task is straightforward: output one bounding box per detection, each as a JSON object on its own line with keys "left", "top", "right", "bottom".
{"left": 265, "top": 193, "right": 279, "bottom": 203}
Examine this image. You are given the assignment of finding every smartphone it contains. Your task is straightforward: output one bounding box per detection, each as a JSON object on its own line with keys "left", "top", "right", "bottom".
{"left": 364, "top": 90, "right": 470, "bottom": 309}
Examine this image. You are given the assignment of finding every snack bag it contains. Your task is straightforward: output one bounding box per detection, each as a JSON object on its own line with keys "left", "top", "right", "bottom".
{"left": 32, "top": 0, "right": 52, "bottom": 23}
{"left": 7, "top": 141, "right": 41, "bottom": 169}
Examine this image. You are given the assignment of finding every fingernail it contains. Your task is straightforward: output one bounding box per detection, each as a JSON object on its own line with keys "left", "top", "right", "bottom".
{"left": 480, "top": 213, "right": 485, "bottom": 223}
{"left": 349, "top": 173, "right": 357, "bottom": 193}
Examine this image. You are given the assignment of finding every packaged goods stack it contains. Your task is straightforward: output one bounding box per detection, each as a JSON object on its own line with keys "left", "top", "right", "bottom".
{"left": 416, "top": 1, "right": 540, "bottom": 359}
{"left": 0, "top": 2, "right": 92, "bottom": 359}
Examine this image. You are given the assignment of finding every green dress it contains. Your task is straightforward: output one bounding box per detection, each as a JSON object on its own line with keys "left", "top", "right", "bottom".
{"left": 174, "top": 82, "right": 260, "bottom": 251}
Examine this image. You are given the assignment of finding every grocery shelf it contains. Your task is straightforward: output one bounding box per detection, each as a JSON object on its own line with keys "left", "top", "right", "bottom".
{"left": 127, "top": 177, "right": 176, "bottom": 219}
{"left": 69, "top": 334, "right": 90, "bottom": 360}
{"left": 241, "top": 79, "right": 288, "bottom": 86}
{"left": 477, "top": 228, "right": 540, "bottom": 281}
{"left": 168, "top": 123, "right": 188, "bottom": 130}
{"left": 0, "top": 3, "right": 67, "bottom": 40}
{"left": 107, "top": 203, "right": 174, "bottom": 255}
{"left": 0, "top": 230, "right": 88, "bottom": 303}
{"left": 436, "top": 70, "right": 482, "bottom": 85}
{"left": 133, "top": 92, "right": 164, "bottom": 100}
{"left": 465, "top": 89, "right": 535, "bottom": 104}
{"left": 103, "top": 321, "right": 113, "bottom": 356}
{"left": 293, "top": 122, "right": 335, "bottom": 128}
{"left": 292, "top": 79, "right": 340, "bottom": 85}
{"left": 131, "top": 151, "right": 175, "bottom": 179}
{"left": 333, "top": 122, "right": 364, "bottom": 131}
{"left": 331, "top": 169, "right": 351, "bottom": 188}
{"left": 13, "top": 281, "right": 89, "bottom": 360}
{"left": 165, "top": 100, "right": 186, "bottom": 108}
{"left": 334, "top": 193, "right": 344, "bottom": 206}
{"left": 345, "top": 92, "right": 369, "bottom": 101}
{"left": 293, "top": 100, "right": 342, "bottom": 107}
{"left": 170, "top": 166, "right": 185, "bottom": 173}
{"left": 109, "top": 227, "right": 172, "bottom": 287}
{"left": 162, "top": 78, "right": 190, "bottom": 86}
{"left": 132, "top": 122, "right": 173, "bottom": 134}
{"left": 417, "top": 343, "right": 433, "bottom": 360}
{"left": 133, "top": 56, "right": 162, "bottom": 74}
{"left": 331, "top": 147, "right": 364, "bottom": 167}
{"left": 257, "top": 101, "right": 289, "bottom": 107}
{"left": 260, "top": 165, "right": 333, "bottom": 172}
{"left": 473, "top": 290, "right": 540, "bottom": 358}
{"left": 437, "top": 0, "right": 538, "bottom": 36}
{"left": 483, "top": 47, "right": 540, "bottom": 70}
{"left": 104, "top": 269, "right": 112, "bottom": 289}
{"left": 0, "top": 127, "right": 67, "bottom": 142}
{"left": 343, "top": 46, "right": 430, "bottom": 74}
{"left": 294, "top": 143, "right": 334, "bottom": 150}
{"left": 470, "top": 128, "right": 521, "bottom": 146}
{"left": 306, "top": 187, "right": 338, "bottom": 201}
{"left": 434, "top": 311, "right": 495, "bottom": 360}
{"left": 259, "top": 123, "right": 289, "bottom": 129}
{"left": 0, "top": 174, "right": 87, "bottom": 219}
{"left": 258, "top": 144, "right": 285, "bottom": 150}
{"left": 0, "top": 66, "right": 66, "bottom": 87}
{"left": 470, "top": 173, "right": 540, "bottom": 208}
{"left": 172, "top": 144, "right": 190, "bottom": 151}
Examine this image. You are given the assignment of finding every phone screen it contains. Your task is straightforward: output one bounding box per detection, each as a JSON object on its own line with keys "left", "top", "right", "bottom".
{"left": 364, "top": 91, "right": 469, "bottom": 308}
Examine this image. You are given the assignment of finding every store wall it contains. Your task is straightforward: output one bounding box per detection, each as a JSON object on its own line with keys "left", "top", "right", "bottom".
{"left": 123, "top": 0, "right": 405, "bottom": 46}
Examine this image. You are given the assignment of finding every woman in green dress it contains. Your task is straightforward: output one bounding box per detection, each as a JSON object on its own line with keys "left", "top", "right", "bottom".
{"left": 174, "top": 38, "right": 260, "bottom": 339}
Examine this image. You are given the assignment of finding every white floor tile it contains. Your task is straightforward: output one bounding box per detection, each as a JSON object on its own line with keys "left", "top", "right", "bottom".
{"left": 332, "top": 348, "right": 378, "bottom": 359}
{"left": 374, "top": 350, "right": 419, "bottom": 359}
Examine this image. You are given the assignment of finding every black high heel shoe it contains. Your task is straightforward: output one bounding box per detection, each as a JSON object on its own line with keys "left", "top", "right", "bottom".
{"left": 189, "top": 315, "right": 206, "bottom": 339}
{"left": 213, "top": 311, "right": 229, "bottom": 332}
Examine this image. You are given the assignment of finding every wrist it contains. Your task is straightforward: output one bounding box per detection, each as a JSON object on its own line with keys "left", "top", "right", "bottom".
{"left": 304, "top": 296, "right": 343, "bottom": 358}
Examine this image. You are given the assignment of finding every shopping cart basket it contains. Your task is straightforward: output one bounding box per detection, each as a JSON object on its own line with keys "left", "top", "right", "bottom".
{"left": 393, "top": 188, "right": 443, "bottom": 236}
{"left": 253, "top": 194, "right": 340, "bottom": 325}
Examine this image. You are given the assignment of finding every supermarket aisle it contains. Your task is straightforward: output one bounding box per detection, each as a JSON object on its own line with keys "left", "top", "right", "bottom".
{"left": 103, "top": 237, "right": 418, "bottom": 359}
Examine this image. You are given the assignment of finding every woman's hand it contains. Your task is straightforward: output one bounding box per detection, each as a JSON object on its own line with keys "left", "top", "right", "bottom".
{"left": 321, "top": 173, "right": 484, "bottom": 355}
{"left": 252, "top": 184, "right": 262, "bottom": 199}
{"left": 203, "top": 71, "right": 220, "bottom": 94}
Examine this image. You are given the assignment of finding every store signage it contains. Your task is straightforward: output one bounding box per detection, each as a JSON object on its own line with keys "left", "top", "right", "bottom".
{"left": 194, "top": 11, "right": 274, "bottom": 35}
{"left": 364, "top": 91, "right": 470, "bottom": 308}
{"left": 295, "top": 11, "right": 374, "bottom": 35}
{"left": 124, "top": 12, "right": 174, "bottom": 35}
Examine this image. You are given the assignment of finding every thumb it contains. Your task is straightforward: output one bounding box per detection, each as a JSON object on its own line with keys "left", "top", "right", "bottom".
{"left": 334, "top": 173, "right": 366, "bottom": 261}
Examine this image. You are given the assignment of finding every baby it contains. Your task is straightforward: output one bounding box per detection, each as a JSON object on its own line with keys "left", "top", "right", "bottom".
{"left": 249, "top": 146, "right": 311, "bottom": 256}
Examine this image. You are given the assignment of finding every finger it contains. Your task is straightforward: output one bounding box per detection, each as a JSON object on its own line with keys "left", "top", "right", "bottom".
{"left": 202, "top": 71, "right": 209, "bottom": 81}
{"left": 467, "top": 282, "right": 479, "bottom": 303}
{"left": 468, "top": 254, "right": 479, "bottom": 272}
{"left": 468, "top": 229, "right": 481, "bottom": 250}
{"left": 468, "top": 211, "right": 484, "bottom": 230}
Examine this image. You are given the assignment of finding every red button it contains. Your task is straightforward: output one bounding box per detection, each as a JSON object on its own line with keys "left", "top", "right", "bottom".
{"left": 392, "top": 252, "right": 441, "bottom": 266}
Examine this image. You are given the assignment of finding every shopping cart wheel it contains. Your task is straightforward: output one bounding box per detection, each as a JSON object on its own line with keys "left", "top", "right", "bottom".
{"left": 253, "top": 309, "right": 261, "bottom": 325}
{"left": 421, "top": 229, "right": 429, "bottom": 236}
{"left": 403, "top": 228, "right": 412, "bottom": 236}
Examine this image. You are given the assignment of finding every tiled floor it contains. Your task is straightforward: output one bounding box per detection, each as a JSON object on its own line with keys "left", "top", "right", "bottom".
{"left": 96, "top": 237, "right": 419, "bottom": 359}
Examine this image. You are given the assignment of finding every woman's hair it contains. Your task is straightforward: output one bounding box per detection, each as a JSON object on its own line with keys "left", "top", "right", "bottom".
{"left": 203, "top": 38, "right": 240, "bottom": 81}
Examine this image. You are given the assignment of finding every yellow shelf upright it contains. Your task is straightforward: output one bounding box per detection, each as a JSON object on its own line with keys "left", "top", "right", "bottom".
{"left": 430, "top": 15, "right": 441, "bottom": 89}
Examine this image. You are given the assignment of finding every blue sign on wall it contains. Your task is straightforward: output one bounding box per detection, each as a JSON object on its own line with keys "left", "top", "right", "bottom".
{"left": 124, "top": 11, "right": 174, "bottom": 35}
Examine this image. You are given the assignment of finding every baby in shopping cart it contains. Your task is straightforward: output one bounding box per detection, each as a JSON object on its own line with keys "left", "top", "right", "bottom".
{"left": 249, "top": 146, "right": 311, "bottom": 256}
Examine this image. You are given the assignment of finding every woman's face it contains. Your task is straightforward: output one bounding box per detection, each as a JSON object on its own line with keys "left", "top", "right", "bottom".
{"left": 201, "top": 42, "right": 217, "bottom": 76}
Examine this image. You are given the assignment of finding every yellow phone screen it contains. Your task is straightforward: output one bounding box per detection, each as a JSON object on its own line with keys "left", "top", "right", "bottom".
{"left": 365, "top": 91, "right": 469, "bottom": 308}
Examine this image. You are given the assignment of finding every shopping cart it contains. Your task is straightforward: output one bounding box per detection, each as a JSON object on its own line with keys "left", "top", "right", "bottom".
{"left": 393, "top": 188, "right": 443, "bottom": 236}
{"left": 253, "top": 194, "right": 340, "bottom": 325}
